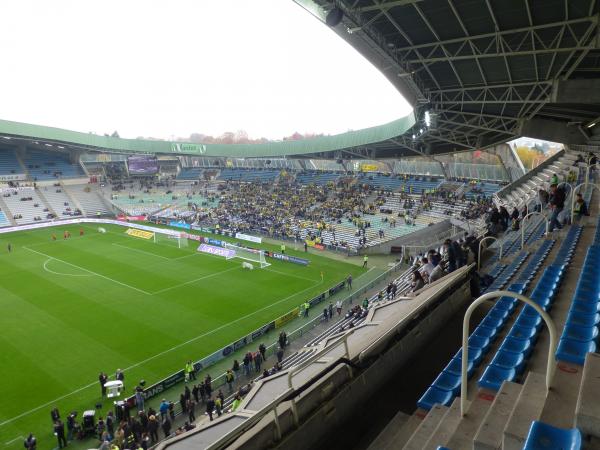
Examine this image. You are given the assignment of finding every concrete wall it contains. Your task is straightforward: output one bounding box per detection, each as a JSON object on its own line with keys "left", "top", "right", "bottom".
{"left": 228, "top": 272, "right": 473, "bottom": 450}
{"left": 363, "top": 219, "right": 454, "bottom": 255}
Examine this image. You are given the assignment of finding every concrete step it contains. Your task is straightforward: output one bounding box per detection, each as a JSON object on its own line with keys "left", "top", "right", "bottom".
{"left": 474, "top": 381, "right": 522, "bottom": 450}
{"left": 446, "top": 390, "right": 496, "bottom": 450}
{"left": 422, "top": 397, "right": 465, "bottom": 450}
{"left": 503, "top": 371, "right": 546, "bottom": 450}
{"left": 383, "top": 411, "right": 424, "bottom": 450}
{"left": 403, "top": 404, "right": 448, "bottom": 450}
{"left": 366, "top": 409, "right": 409, "bottom": 450}
{"left": 577, "top": 352, "right": 600, "bottom": 439}
{"left": 540, "top": 361, "right": 583, "bottom": 428}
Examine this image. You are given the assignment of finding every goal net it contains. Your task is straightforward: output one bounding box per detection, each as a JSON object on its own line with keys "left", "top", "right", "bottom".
{"left": 154, "top": 232, "right": 189, "bottom": 249}
{"left": 224, "top": 242, "right": 270, "bottom": 268}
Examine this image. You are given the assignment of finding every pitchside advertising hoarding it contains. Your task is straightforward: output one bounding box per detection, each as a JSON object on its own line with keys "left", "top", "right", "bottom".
{"left": 197, "top": 243, "right": 236, "bottom": 258}
{"left": 127, "top": 319, "right": 276, "bottom": 404}
{"left": 235, "top": 232, "right": 262, "bottom": 244}
{"left": 169, "top": 220, "right": 191, "bottom": 230}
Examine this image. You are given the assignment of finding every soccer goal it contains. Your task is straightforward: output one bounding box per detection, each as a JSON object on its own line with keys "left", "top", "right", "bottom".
{"left": 154, "top": 232, "right": 189, "bottom": 249}
{"left": 224, "top": 242, "right": 270, "bottom": 268}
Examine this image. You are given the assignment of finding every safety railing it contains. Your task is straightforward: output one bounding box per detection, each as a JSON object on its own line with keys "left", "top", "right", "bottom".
{"left": 570, "top": 182, "right": 600, "bottom": 220}
{"left": 460, "top": 290, "right": 558, "bottom": 417}
{"left": 205, "top": 327, "right": 358, "bottom": 449}
{"left": 521, "top": 212, "right": 549, "bottom": 249}
{"left": 478, "top": 236, "right": 502, "bottom": 271}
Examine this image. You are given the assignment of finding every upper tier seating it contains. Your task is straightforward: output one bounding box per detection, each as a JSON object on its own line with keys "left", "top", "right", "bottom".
{"left": 295, "top": 171, "right": 342, "bottom": 186}
{"left": 0, "top": 148, "right": 24, "bottom": 175}
{"left": 218, "top": 168, "right": 280, "bottom": 183}
{"left": 23, "top": 150, "right": 85, "bottom": 180}
{"left": 177, "top": 167, "right": 204, "bottom": 180}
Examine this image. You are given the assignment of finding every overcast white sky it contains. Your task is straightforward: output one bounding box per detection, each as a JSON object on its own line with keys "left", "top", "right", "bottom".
{"left": 0, "top": 0, "right": 412, "bottom": 141}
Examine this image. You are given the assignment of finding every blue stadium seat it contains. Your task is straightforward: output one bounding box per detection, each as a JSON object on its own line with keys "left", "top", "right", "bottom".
{"left": 488, "top": 307, "right": 509, "bottom": 322}
{"left": 555, "top": 338, "right": 597, "bottom": 365}
{"left": 455, "top": 346, "right": 484, "bottom": 367}
{"left": 508, "top": 324, "right": 538, "bottom": 341}
{"left": 473, "top": 325, "right": 499, "bottom": 342}
{"left": 478, "top": 364, "right": 517, "bottom": 391}
{"left": 571, "top": 299, "right": 600, "bottom": 314}
{"left": 498, "top": 336, "right": 533, "bottom": 358}
{"left": 417, "top": 386, "right": 454, "bottom": 410}
{"left": 566, "top": 311, "right": 600, "bottom": 327}
{"left": 515, "top": 313, "right": 543, "bottom": 331}
{"left": 431, "top": 371, "right": 462, "bottom": 395}
{"left": 490, "top": 349, "right": 525, "bottom": 374}
{"left": 444, "top": 358, "right": 475, "bottom": 378}
{"left": 523, "top": 421, "right": 581, "bottom": 450}
{"left": 468, "top": 335, "right": 491, "bottom": 353}
{"left": 479, "top": 315, "right": 504, "bottom": 331}
{"left": 561, "top": 324, "right": 599, "bottom": 342}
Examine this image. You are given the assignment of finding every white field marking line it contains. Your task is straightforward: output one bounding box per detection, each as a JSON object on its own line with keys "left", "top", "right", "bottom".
{"left": 152, "top": 266, "right": 241, "bottom": 294}
{"left": 4, "top": 436, "right": 24, "bottom": 445}
{"left": 264, "top": 267, "right": 319, "bottom": 283}
{"left": 43, "top": 259, "right": 91, "bottom": 277}
{"left": 23, "top": 246, "right": 152, "bottom": 296}
{"left": 0, "top": 276, "right": 324, "bottom": 428}
{"left": 172, "top": 252, "right": 200, "bottom": 261}
{"left": 111, "top": 242, "right": 172, "bottom": 260}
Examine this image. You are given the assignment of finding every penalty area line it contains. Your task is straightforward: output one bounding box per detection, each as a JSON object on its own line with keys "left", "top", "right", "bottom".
{"left": 23, "top": 246, "right": 152, "bottom": 296}
{"left": 152, "top": 266, "right": 240, "bottom": 294}
{"left": 111, "top": 243, "right": 172, "bottom": 260}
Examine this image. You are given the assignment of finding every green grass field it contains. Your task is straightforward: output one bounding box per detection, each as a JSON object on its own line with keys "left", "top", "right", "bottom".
{"left": 0, "top": 223, "right": 366, "bottom": 449}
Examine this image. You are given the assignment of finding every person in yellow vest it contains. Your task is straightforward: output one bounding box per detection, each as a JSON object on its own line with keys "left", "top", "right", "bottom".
{"left": 363, "top": 255, "right": 369, "bottom": 268}
{"left": 280, "top": 244, "right": 286, "bottom": 254}
{"left": 303, "top": 302, "right": 310, "bottom": 317}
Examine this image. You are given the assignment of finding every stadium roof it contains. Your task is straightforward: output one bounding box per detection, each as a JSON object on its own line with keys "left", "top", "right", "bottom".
{"left": 0, "top": 114, "right": 414, "bottom": 159}
{"left": 298, "top": 0, "right": 600, "bottom": 155}
{"left": 1, "top": 1, "right": 598, "bottom": 160}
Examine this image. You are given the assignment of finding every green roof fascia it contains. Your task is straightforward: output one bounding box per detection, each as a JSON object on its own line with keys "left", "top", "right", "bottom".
{"left": 0, "top": 112, "right": 415, "bottom": 158}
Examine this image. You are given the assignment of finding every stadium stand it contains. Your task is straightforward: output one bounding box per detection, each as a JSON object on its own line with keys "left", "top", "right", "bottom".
{"left": 0, "top": 147, "right": 24, "bottom": 176}
{"left": 295, "top": 171, "right": 342, "bottom": 186}
{"left": 1, "top": 187, "right": 53, "bottom": 224}
{"left": 218, "top": 168, "right": 280, "bottom": 183}
{"left": 177, "top": 167, "right": 204, "bottom": 180}
{"left": 0, "top": 209, "right": 11, "bottom": 226}
{"left": 64, "top": 184, "right": 112, "bottom": 216}
{"left": 22, "top": 149, "right": 85, "bottom": 180}
{"left": 37, "top": 186, "right": 82, "bottom": 217}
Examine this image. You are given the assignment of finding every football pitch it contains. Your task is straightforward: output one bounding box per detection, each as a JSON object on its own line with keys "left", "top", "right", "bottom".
{"left": 0, "top": 223, "right": 369, "bottom": 448}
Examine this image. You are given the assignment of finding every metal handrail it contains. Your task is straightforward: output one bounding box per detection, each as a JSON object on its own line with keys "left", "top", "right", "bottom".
{"left": 478, "top": 236, "right": 502, "bottom": 271}
{"left": 205, "top": 328, "right": 358, "bottom": 449}
{"left": 521, "top": 212, "right": 548, "bottom": 249}
{"left": 584, "top": 163, "right": 599, "bottom": 184}
{"left": 460, "top": 290, "right": 558, "bottom": 417}
{"left": 570, "top": 182, "right": 600, "bottom": 220}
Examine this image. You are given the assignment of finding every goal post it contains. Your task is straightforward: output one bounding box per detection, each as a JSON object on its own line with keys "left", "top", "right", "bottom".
{"left": 223, "top": 242, "right": 270, "bottom": 268}
{"left": 155, "top": 232, "right": 189, "bottom": 249}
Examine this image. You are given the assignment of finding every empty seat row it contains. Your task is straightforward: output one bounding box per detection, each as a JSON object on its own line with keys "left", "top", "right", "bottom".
{"left": 484, "top": 251, "right": 529, "bottom": 292}
{"left": 417, "top": 235, "right": 557, "bottom": 410}
{"left": 478, "top": 226, "right": 582, "bottom": 391}
{"left": 417, "top": 283, "right": 526, "bottom": 410}
{"left": 556, "top": 236, "right": 600, "bottom": 365}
